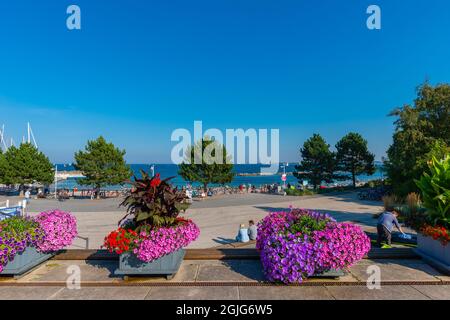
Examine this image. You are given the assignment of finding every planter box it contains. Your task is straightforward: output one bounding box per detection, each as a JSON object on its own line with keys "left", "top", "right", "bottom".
{"left": 311, "top": 269, "right": 345, "bottom": 278}
{"left": 115, "top": 249, "right": 185, "bottom": 279}
{"left": 0, "top": 246, "right": 54, "bottom": 276}
{"left": 415, "top": 234, "right": 450, "bottom": 275}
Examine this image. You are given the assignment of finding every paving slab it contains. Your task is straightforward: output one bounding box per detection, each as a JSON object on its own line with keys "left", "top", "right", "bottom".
{"left": 52, "top": 287, "right": 151, "bottom": 300}
{"left": 196, "top": 260, "right": 265, "bottom": 282}
{"left": 146, "top": 286, "right": 239, "bottom": 300}
{"left": 18, "top": 260, "right": 120, "bottom": 283}
{"left": 239, "top": 286, "right": 335, "bottom": 300}
{"left": 0, "top": 286, "right": 64, "bottom": 300}
{"left": 349, "top": 259, "right": 442, "bottom": 282}
{"left": 326, "top": 285, "right": 430, "bottom": 300}
{"left": 411, "top": 285, "right": 450, "bottom": 300}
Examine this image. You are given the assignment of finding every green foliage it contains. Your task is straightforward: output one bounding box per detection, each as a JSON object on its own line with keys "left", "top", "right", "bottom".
{"left": 285, "top": 188, "right": 315, "bottom": 196}
{"left": 385, "top": 83, "right": 450, "bottom": 196}
{"left": 0, "top": 216, "right": 42, "bottom": 241}
{"left": 293, "top": 134, "right": 335, "bottom": 189}
{"left": 335, "top": 132, "right": 375, "bottom": 187}
{"left": 120, "top": 170, "right": 190, "bottom": 229}
{"left": 415, "top": 155, "right": 450, "bottom": 228}
{"left": 0, "top": 143, "right": 53, "bottom": 186}
{"left": 288, "top": 215, "right": 329, "bottom": 236}
{"left": 74, "top": 136, "right": 132, "bottom": 195}
{"left": 178, "top": 138, "right": 234, "bottom": 191}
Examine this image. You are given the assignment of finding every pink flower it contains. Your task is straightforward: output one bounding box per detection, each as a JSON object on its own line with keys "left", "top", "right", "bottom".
{"left": 34, "top": 210, "right": 78, "bottom": 252}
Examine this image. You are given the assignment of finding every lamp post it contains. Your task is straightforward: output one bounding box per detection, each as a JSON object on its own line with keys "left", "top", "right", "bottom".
{"left": 280, "top": 162, "right": 289, "bottom": 189}
{"left": 54, "top": 164, "right": 58, "bottom": 199}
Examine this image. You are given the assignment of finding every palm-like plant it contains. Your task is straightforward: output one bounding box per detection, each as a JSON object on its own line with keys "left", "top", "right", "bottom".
{"left": 119, "top": 170, "right": 190, "bottom": 229}
{"left": 415, "top": 155, "right": 450, "bottom": 227}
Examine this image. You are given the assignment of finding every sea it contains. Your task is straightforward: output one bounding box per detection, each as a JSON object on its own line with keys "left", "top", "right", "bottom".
{"left": 54, "top": 163, "right": 385, "bottom": 190}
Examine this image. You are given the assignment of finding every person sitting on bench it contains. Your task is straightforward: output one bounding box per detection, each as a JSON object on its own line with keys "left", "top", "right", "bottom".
{"left": 235, "top": 224, "right": 249, "bottom": 243}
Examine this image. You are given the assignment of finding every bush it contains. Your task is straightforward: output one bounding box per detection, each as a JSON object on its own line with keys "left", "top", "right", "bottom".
{"left": 256, "top": 209, "right": 371, "bottom": 284}
{"left": 382, "top": 194, "right": 400, "bottom": 211}
{"left": 415, "top": 155, "right": 450, "bottom": 228}
{"left": 285, "top": 188, "right": 315, "bottom": 196}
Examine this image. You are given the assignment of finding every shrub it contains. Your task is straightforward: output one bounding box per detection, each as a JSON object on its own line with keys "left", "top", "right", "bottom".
{"left": 120, "top": 171, "right": 190, "bottom": 228}
{"left": 382, "top": 194, "right": 399, "bottom": 211}
{"left": 257, "top": 209, "right": 371, "bottom": 284}
{"left": 415, "top": 155, "right": 450, "bottom": 228}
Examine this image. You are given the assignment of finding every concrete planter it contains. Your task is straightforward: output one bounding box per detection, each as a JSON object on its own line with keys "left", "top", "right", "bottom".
{"left": 311, "top": 269, "right": 345, "bottom": 278}
{"left": 415, "top": 234, "right": 450, "bottom": 275}
{"left": 0, "top": 246, "right": 54, "bottom": 276}
{"left": 115, "top": 249, "right": 185, "bottom": 279}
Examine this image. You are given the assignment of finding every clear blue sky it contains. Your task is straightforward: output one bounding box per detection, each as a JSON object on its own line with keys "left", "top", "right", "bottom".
{"left": 0, "top": 1, "right": 449, "bottom": 163}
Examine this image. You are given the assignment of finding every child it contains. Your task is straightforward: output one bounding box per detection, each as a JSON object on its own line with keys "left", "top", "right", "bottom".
{"left": 247, "top": 220, "right": 257, "bottom": 240}
{"left": 235, "top": 224, "right": 250, "bottom": 243}
{"left": 377, "top": 208, "right": 405, "bottom": 247}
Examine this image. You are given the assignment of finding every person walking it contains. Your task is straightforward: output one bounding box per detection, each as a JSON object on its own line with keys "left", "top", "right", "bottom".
{"left": 24, "top": 189, "right": 31, "bottom": 204}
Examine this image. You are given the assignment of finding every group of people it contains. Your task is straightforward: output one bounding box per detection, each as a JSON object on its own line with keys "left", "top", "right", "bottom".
{"left": 235, "top": 220, "right": 258, "bottom": 243}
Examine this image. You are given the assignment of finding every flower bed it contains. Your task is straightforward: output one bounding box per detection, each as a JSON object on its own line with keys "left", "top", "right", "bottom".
{"left": 257, "top": 209, "right": 371, "bottom": 284}
{"left": 103, "top": 170, "right": 199, "bottom": 277}
{"left": 0, "top": 210, "right": 78, "bottom": 273}
{"left": 420, "top": 224, "right": 450, "bottom": 246}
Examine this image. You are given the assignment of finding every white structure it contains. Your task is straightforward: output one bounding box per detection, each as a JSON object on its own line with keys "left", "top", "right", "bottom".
{"left": 0, "top": 122, "right": 38, "bottom": 152}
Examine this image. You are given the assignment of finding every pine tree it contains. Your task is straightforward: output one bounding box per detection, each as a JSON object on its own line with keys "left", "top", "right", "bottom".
{"left": 293, "top": 134, "right": 336, "bottom": 189}
{"left": 335, "top": 132, "right": 375, "bottom": 188}
{"left": 74, "top": 136, "right": 132, "bottom": 198}
{"left": 178, "top": 138, "right": 234, "bottom": 191}
{"left": 0, "top": 143, "right": 54, "bottom": 189}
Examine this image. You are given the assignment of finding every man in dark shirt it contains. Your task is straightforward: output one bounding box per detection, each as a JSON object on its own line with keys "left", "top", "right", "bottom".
{"left": 377, "top": 209, "right": 405, "bottom": 247}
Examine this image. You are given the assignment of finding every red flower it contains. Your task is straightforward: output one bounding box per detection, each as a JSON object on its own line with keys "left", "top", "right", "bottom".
{"left": 150, "top": 173, "right": 161, "bottom": 187}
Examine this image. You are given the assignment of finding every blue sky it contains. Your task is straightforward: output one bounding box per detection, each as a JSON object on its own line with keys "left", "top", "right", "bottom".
{"left": 0, "top": 0, "right": 449, "bottom": 163}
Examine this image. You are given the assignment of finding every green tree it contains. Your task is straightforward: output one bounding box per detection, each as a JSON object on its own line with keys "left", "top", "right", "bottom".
{"left": 335, "top": 132, "right": 375, "bottom": 188}
{"left": 293, "top": 134, "right": 336, "bottom": 189}
{"left": 385, "top": 83, "right": 450, "bottom": 196}
{"left": 178, "top": 138, "right": 234, "bottom": 191}
{"left": 0, "top": 143, "right": 53, "bottom": 189}
{"left": 74, "top": 136, "right": 132, "bottom": 198}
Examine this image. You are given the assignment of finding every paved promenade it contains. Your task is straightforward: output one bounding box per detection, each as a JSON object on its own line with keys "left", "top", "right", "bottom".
{"left": 3, "top": 191, "right": 405, "bottom": 249}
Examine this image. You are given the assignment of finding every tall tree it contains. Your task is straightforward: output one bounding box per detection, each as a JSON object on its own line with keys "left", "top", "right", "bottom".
{"left": 293, "top": 134, "right": 336, "bottom": 189}
{"left": 335, "top": 132, "right": 375, "bottom": 188}
{"left": 0, "top": 143, "right": 53, "bottom": 189}
{"left": 385, "top": 83, "right": 450, "bottom": 196}
{"left": 178, "top": 138, "right": 234, "bottom": 191}
{"left": 74, "top": 136, "right": 132, "bottom": 198}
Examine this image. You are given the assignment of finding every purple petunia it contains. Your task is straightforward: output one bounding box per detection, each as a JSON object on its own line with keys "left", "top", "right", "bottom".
{"left": 257, "top": 209, "right": 371, "bottom": 284}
